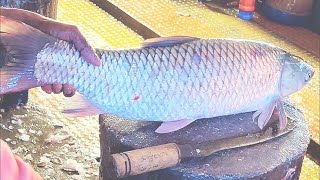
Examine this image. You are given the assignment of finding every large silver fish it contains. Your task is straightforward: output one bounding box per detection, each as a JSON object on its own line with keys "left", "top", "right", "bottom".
{"left": 0, "top": 16, "right": 314, "bottom": 133}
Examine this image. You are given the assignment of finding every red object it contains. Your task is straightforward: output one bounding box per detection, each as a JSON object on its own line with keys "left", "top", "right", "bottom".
{"left": 0, "top": 140, "right": 42, "bottom": 180}
{"left": 133, "top": 96, "right": 140, "bottom": 101}
{"left": 239, "top": 0, "right": 256, "bottom": 12}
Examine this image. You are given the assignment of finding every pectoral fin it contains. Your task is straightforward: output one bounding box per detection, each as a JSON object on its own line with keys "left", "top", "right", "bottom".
{"left": 155, "top": 119, "right": 195, "bottom": 133}
{"left": 253, "top": 100, "right": 277, "bottom": 129}
{"left": 63, "top": 93, "right": 103, "bottom": 117}
{"left": 253, "top": 98, "right": 288, "bottom": 130}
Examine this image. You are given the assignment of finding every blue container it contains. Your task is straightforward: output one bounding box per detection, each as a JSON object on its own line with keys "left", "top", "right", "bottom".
{"left": 238, "top": 10, "right": 254, "bottom": 20}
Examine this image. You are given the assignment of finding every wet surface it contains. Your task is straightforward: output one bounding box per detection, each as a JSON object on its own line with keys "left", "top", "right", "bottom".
{"left": 0, "top": 99, "right": 99, "bottom": 180}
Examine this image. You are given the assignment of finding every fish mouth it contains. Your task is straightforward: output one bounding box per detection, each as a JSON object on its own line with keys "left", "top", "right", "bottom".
{"left": 305, "top": 63, "right": 315, "bottom": 82}
{"left": 311, "top": 69, "right": 315, "bottom": 78}
{"left": 308, "top": 63, "right": 315, "bottom": 79}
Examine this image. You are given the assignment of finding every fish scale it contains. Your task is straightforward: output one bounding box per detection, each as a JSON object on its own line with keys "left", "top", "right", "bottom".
{"left": 33, "top": 38, "right": 286, "bottom": 122}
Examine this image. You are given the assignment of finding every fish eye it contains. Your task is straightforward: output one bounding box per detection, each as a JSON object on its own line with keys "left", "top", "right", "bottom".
{"left": 305, "top": 72, "right": 311, "bottom": 81}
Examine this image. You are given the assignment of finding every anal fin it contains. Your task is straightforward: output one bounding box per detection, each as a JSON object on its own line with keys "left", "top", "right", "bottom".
{"left": 62, "top": 93, "right": 103, "bottom": 117}
{"left": 155, "top": 119, "right": 195, "bottom": 133}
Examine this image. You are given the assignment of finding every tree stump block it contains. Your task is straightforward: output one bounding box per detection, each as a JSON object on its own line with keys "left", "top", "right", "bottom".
{"left": 99, "top": 102, "right": 310, "bottom": 180}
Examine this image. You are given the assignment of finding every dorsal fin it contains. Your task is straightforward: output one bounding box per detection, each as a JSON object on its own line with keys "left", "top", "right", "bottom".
{"left": 142, "top": 36, "right": 199, "bottom": 48}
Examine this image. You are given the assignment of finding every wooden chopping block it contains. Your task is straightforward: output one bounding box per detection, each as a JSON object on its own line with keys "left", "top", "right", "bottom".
{"left": 99, "top": 101, "right": 310, "bottom": 180}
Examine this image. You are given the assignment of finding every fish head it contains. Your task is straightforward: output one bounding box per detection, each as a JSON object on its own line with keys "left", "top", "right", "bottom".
{"left": 279, "top": 53, "right": 314, "bottom": 97}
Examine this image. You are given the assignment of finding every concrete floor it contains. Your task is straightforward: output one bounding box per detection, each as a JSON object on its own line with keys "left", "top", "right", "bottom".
{"left": 0, "top": 89, "right": 100, "bottom": 179}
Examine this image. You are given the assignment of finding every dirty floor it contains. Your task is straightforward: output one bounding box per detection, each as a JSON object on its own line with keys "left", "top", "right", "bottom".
{"left": 0, "top": 0, "right": 319, "bottom": 179}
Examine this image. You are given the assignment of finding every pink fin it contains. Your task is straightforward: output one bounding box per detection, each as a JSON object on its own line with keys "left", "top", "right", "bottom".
{"left": 155, "top": 119, "right": 195, "bottom": 133}
{"left": 276, "top": 101, "right": 287, "bottom": 130}
{"left": 253, "top": 100, "right": 277, "bottom": 129}
{"left": 252, "top": 109, "right": 262, "bottom": 122}
{"left": 62, "top": 93, "right": 103, "bottom": 117}
{"left": 142, "top": 36, "right": 199, "bottom": 48}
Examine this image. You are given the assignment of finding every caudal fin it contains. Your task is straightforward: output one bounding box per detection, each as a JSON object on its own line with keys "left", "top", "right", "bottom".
{"left": 0, "top": 16, "right": 55, "bottom": 94}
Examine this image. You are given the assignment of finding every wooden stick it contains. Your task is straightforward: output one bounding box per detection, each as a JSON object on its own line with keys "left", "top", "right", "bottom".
{"left": 107, "top": 143, "right": 184, "bottom": 178}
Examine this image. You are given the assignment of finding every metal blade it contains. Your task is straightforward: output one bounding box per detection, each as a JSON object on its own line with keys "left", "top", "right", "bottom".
{"left": 185, "top": 118, "right": 295, "bottom": 158}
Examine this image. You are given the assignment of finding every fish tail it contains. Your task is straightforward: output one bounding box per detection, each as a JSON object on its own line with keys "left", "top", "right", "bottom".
{"left": 0, "top": 16, "right": 55, "bottom": 94}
